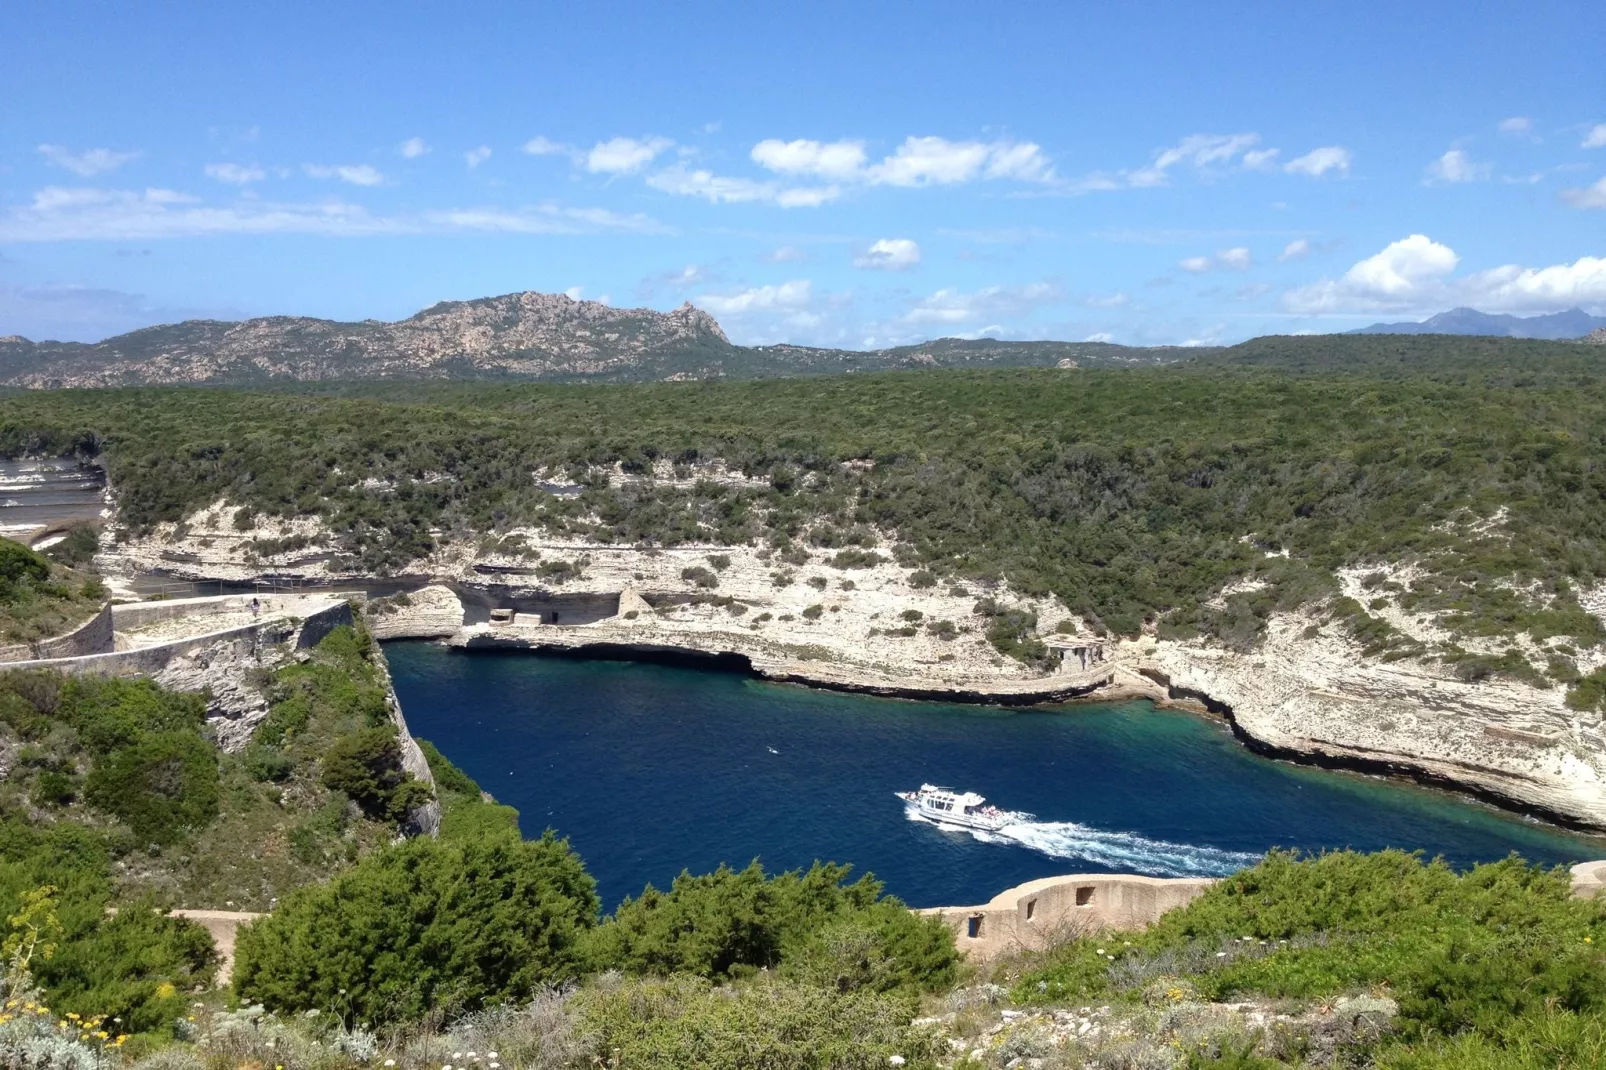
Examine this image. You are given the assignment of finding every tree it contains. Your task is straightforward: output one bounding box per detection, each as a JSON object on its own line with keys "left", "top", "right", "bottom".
{"left": 233, "top": 832, "right": 599, "bottom": 1024}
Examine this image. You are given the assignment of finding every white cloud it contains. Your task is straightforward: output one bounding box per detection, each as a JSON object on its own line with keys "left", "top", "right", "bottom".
{"left": 37, "top": 144, "right": 139, "bottom": 177}
{"left": 1242, "top": 148, "right": 1281, "bottom": 171}
{"left": 853, "top": 238, "right": 920, "bottom": 270}
{"left": 751, "top": 139, "right": 867, "bottom": 180}
{"left": 1426, "top": 148, "right": 1490, "bottom": 183}
{"left": 586, "top": 136, "right": 673, "bottom": 175}
{"left": 697, "top": 279, "right": 813, "bottom": 316}
{"left": 423, "top": 204, "right": 668, "bottom": 235}
{"left": 983, "top": 141, "right": 1055, "bottom": 182}
{"left": 867, "top": 136, "right": 1054, "bottom": 186}
{"left": 204, "top": 162, "right": 265, "bottom": 184}
{"left": 304, "top": 163, "right": 384, "bottom": 186}
{"left": 1285, "top": 146, "right": 1352, "bottom": 177}
{"left": 0, "top": 184, "right": 669, "bottom": 241}
{"left": 1342, "top": 234, "right": 1458, "bottom": 295}
{"left": 523, "top": 136, "right": 571, "bottom": 157}
{"left": 1498, "top": 116, "right": 1533, "bottom": 136}
{"left": 1282, "top": 233, "right": 1606, "bottom": 314}
{"left": 1127, "top": 133, "right": 1262, "bottom": 186}
{"left": 657, "top": 264, "right": 709, "bottom": 287}
{"left": 1217, "top": 247, "right": 1252, "bottom": 271}
{"left": 1084, "top": 332, "right": 1116, "bottom": 343}
{"left": 1083, "top": 293, "right": 1130, "bottom": 308}
{"left": 764, "top": 245, "right": 807, "bottom": 263}
{"left": 564, "top": 286, "right": 585, "bottom": 301}
{"left": 399, "top": 137, "right": 430, "bottom": 158}
{"left": 1562, "top": 176, "right": 1606, "bottom": 209}
{"left": 646, "top": 165, "right": 840, "bottom": 207}
{"left": 1278, "top": 238, "right": 1313, "bottom": 262}
{"left": 1461, "top": 257, "right": 1606, "bottom": 310}
{"left": 903, "top": 282, "right": 1062, "bottom": 324}
{"left": 464, "top": 146, "right": 492, "bottom": 169}
{"left": 1179, "top": 256, "right": 1214, "bottom": 273}
{"left": 1585, "top": 124, "right": 1606, "bottom": 149}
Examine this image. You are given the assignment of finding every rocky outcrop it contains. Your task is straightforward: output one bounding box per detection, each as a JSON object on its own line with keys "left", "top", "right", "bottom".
{"left": 363, "top": 585, "right": 465, "bottom": 639}
{"left": 1124, "top": 607, "right": 1606, "bottom": 829}
{"left": 0, "top": 292, "right": 732, "bottom": 388}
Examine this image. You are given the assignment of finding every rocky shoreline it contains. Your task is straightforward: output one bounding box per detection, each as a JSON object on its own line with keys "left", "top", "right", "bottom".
{"left": 95, "top": 504, "right": 1606, "bottom": 834}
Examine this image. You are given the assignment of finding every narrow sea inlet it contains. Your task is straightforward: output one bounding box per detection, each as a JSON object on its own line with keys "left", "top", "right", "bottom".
{"left": 386, "top": 641, "right": 1606, "bottom": 910}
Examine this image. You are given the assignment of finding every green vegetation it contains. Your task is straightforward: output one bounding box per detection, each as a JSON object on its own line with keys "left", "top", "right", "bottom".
{"left": 417, "top": 737, "right": 521, "bottom": 841}
{"left": 233, "top": 832, "right": 600, "bottom": 1025}
{"left": 1012, "top": 850, "right": 1606, "bottom": 1066}
{"left": 0, "top": 535, "right": 103, "bottom": 646}
{"left": 582, "top": 860, "right": 957, "bottom": 992}
{"left": 5, "top": 336, "right": 1603, "bottom": 676}
{"left": 0, "top": 830, "right": 214, "bottom": 1034}
{"left": 0, "top": 672, "right": 218, "bottom": 846}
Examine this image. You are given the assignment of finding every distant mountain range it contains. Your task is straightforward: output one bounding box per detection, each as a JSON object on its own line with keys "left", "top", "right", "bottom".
{"left": 1347, "top": 307, "right": 1606, "bottom": 339}
{"left": 0, "top": 291, "right": 1179, "bottom": 389}
{"left": 3, "top": 293, "right": 1603, "bottom": 391}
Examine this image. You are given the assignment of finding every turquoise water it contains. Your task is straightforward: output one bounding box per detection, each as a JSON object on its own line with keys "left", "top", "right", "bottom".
{"left": 385, "top": 642, "right": 1606, "bottom": 910}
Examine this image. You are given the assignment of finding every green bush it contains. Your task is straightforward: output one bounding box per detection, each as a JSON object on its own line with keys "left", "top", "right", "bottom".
{"left": 1016, "top": 851, "right": 1606, "bottom": 1061}
{"left": 233, "top": 832, "right": 599, "bottom": 1024}
{"left": 84, "top": 730, "right": 219, "bottom": 846}
{"left": 681, "top": 565, "right": 718, "bottom": 589}
{"left": 582, "top": 860, "right": 957, "bottom": 992}
{"left": 0, "top": 537, "right": 50, "bottom": 593}
{"left": 319, "top": 725, "right": 429, "bottom": 821}
{"left": 0, "top": 822, "right": 215, "bottom": 1033}
{"left": 573, "top": 974, "right": 938, "bottom": 1070}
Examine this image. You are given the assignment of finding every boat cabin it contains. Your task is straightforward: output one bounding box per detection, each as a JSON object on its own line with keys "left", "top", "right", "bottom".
{"left": 919, "top": 788, "right": 988, "bottom": 816}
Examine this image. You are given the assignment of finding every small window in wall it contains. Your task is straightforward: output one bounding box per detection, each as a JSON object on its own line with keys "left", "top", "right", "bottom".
{"left": 1025, "top": 898, "right": 1037, "bottom": 922}
{"left": 1076, "top": 886, "right": 1095, "bottom": 906}
{"left": 966, "top": 913, "right": 984, "bottom": 939}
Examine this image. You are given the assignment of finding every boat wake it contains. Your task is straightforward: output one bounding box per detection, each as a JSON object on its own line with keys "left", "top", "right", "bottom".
{"left": 905, "top": 809, "right": 1259, "bottom": 878}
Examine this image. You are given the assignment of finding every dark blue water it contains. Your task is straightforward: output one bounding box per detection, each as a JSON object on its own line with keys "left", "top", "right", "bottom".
{"left": 386, "top": 642, "right": 1606, "bottom": 910}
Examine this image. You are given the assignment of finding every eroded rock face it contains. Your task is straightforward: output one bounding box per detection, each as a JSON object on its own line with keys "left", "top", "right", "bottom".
{"left": 363, "top": 585, "right": 465, "bottom": 640}
{"left": 1130, "top": 606, "right": 1606, "bottom": 827}
{"left": 154, "top": 624, "right": 294, "bottom": 752}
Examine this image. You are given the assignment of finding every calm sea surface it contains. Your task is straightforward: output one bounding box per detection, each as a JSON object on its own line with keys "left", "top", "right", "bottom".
{"left": 385, "top": 642, "right": 1606, "bottom": 910}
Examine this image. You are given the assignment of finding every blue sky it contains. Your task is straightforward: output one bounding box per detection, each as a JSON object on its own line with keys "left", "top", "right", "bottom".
{"left": 2, "top": 0, "right": 1603, "bottom": 346}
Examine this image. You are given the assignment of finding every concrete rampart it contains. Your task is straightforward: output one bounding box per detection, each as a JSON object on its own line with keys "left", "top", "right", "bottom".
{"left": 922, "top": 872, "right": 1219, "bottom": 962}
{"left": 110, "top": 591, "right": 366, "bottom": 632}
{"left": 0, "top": 596, "right": 357, "bottom": 678}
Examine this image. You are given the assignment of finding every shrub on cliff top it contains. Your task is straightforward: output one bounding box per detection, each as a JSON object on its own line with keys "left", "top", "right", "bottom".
{"left": 1016, "top": 851, "right": 1606, "bottom": 1057}
{"left": 581, "top": 860, "right": 958, "bottom": 993}
{"left": 234, "top": 832, "right": 599, "bottom": 1024}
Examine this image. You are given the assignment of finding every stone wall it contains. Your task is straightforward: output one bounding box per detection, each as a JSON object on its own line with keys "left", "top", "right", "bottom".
{"left": 921, "top": 872, "right": 1219, "bottom": 962}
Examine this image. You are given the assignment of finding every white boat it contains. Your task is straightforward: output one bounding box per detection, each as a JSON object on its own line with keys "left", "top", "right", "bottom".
{"left": 895, "top": 783, "right": 1032, "bottom": 832}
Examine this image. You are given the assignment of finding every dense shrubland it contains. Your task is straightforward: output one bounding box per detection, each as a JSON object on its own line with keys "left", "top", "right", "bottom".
{"left": 3, "top": 340, "right": 1604, "bottom": 673}
{"left": 1007, "top": 850, "right": 1606, "bottom": 1067}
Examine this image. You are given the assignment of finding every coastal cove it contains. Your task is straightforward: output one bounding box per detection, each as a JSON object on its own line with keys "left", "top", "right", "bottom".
{"left": 385, "top": 641, "right": 1606, "bottom": 911}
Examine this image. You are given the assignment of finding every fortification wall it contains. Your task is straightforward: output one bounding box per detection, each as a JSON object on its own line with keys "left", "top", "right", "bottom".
{"left": 922, "top": 872, "right": 1219, "bottom": 962}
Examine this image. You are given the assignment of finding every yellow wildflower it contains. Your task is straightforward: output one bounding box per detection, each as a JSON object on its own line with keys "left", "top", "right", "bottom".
{"left": 155, "top": 981, "right": 177, "bottom": 1000}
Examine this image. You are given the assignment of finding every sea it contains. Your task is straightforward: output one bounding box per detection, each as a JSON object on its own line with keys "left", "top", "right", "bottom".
{"left": 385, "top": 641, "right": 1606, "bottom": 910}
